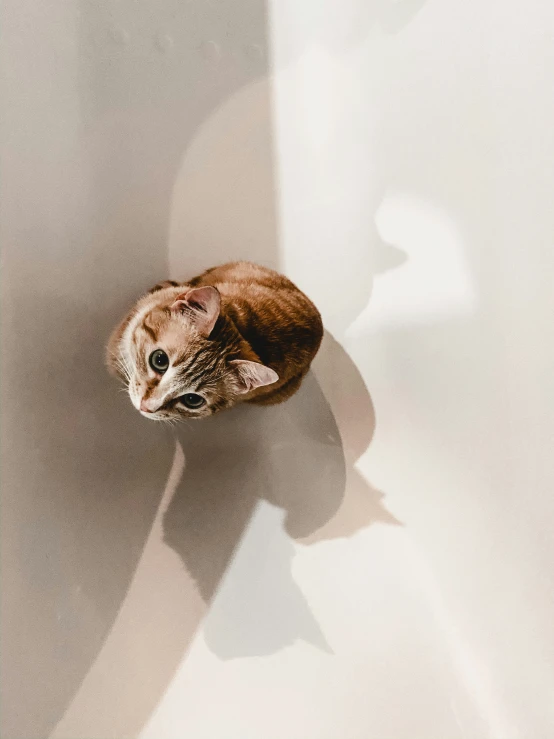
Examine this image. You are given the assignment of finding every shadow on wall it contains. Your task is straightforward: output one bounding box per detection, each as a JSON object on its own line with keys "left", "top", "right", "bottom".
{"left": 165, "top": 333, "right": 400, "bottom": 660}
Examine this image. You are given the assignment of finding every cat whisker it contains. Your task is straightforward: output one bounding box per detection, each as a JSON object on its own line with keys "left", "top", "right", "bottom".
{"left": 115, "top": 359, "right": 131, "bottom": 384}
{"left": 117, "top": 353, "right": 133, "bottom": 377}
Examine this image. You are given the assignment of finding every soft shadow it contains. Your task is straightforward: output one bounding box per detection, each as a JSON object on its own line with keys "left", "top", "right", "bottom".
{"left": 164, "top": 372, "right": 342, "bottom": 657}
{"left": 303, "top": 332, "right": 402, "bottom": 544}
{"left": 374, "top": 237, "right": 409, "bottom": 275}
{"left": 163, "top": 333, "right": 400, "bottom": 660}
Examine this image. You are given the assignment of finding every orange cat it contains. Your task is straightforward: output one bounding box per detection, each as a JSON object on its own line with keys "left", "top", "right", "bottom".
{"left": 106, "top": 262, "right": 323, "bottom": 420}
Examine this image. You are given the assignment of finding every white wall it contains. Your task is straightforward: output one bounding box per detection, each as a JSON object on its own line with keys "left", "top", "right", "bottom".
{"left": 2, "top": 0, "right": 554, "bottom": 738}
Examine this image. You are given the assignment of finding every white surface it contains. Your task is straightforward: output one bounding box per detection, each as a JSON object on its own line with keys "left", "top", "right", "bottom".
{"left": 2, "top": 0, "right": 554, "bottom": 738}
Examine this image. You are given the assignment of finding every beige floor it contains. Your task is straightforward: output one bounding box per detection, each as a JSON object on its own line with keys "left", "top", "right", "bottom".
{"left": 3, "top": 0, "right": 554, "bottom": 738}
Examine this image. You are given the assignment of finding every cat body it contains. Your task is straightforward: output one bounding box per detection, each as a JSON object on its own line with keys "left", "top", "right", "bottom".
{"left": 107, "top": 262, "right": 323, "bottom": 420}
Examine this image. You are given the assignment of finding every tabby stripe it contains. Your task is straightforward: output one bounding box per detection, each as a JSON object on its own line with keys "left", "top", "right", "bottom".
{"left": 188, "top": 355, "right": 222, "bottom": 387}
{"left": 174, "top": 346, "right": 207, "bottom": 373}
{"left": 142, "top": 318, "right": 157, "bottom": 341}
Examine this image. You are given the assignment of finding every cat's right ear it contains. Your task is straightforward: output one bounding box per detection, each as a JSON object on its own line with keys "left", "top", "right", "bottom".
{"left": 171, "top": 286, "right": 221, "bottom": 336}
{"left": 229, "top": 360, "right": 279, "bottom": 393}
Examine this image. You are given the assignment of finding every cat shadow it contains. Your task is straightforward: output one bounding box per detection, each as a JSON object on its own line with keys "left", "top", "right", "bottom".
{"left": 163, "top": 332, "right": 400, "bottom": 659}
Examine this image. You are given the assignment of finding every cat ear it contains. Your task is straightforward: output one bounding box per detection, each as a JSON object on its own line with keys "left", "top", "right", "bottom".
{"left": 230, "top": 359, "right": 279, "bottom": 394}
{"left": 171, "top": 286, "right": 221, "bottom": 336}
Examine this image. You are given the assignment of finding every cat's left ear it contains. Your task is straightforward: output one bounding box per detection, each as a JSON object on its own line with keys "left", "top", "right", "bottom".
{"left": 230, "top": 359, "right": 279, "bottom": 394}
{"left": 171, "top": 286, "right": 221, "bottom": 336}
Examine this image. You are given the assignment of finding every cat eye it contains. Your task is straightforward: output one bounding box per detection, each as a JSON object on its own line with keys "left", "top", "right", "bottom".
{"left": 179, "top": 393, "right": 206, "bottom": 409}
{"left": 149, "top": 349, "right": 169, "bottom": 373}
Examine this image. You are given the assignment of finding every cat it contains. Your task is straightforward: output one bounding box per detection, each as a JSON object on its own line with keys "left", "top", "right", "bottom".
{"left": 106, "top": 262, "right": 323, "bottom": 421}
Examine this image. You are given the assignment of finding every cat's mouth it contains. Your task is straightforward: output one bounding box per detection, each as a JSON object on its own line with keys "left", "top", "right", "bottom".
{"left": 139, "top": 409, "right": 171, "bottom": 422}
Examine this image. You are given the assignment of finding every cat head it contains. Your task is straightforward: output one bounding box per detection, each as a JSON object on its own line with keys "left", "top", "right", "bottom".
{"left": 107, "top": 285, "right": 279, "bottom": 421}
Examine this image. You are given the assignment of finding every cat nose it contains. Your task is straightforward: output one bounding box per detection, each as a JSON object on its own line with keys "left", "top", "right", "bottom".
{"left": 140, "top": 398, "right": 158, "bottom": 413}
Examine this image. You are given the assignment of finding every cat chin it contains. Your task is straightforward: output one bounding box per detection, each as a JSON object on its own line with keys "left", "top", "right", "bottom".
{"left": 138, "top": 409, "right": 210, "bottom": 422}
{"left": 139, "top": 410, "right": 165, "bottom": 421}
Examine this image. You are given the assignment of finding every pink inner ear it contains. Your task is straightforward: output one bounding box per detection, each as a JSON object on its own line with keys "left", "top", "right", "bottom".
{"left": 230, "top": 360, "right": 279, "bottom": 393}
{"left": 171, "top": 286, "right": 221, "bottom": 336}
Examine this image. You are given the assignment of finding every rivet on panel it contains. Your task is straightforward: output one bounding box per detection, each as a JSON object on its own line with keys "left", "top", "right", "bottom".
{"left": 198, "top": 40, "right": 221, "bottom": 62}
{"left": 154, "top": 33, "right": 174, "bottom": 53}
{"left": 109, "top": 27, "right": 130, "bottom": 46}
{"left": 244, "top": 43, "right": 264, "bottom": 61}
